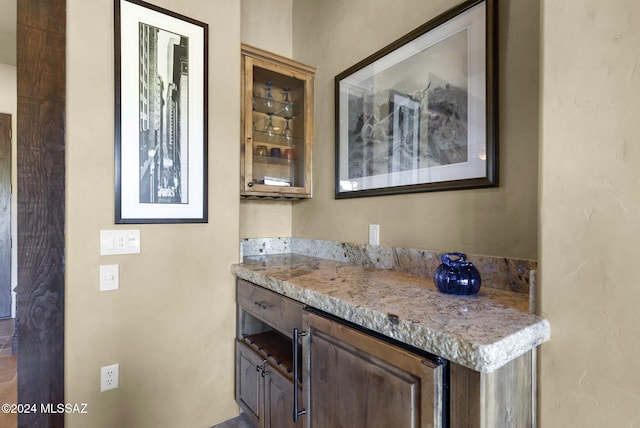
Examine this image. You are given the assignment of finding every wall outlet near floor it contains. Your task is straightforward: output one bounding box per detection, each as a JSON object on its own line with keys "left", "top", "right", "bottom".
{"left": 369, "top": 224, "right": 380, "bottom": 246}
{"left": 101, "top": 363, "right": 119, "bottom": 392}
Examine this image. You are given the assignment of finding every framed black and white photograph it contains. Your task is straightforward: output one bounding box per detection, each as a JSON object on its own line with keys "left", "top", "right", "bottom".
{"left": 335, "top": 0, "right": 497, "bottom": 198}
{"left": 115, "top": 0, "right": 208, "bottom": 223}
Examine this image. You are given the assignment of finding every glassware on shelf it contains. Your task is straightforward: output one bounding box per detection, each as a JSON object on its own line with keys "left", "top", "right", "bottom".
{"left": 255, "top": 145, "right": 268, "bottom": 156}
{"left": 283, "top": 117, "right": 292, "bottom": 140}
{"left": 282, "top": 88, "right": 293, "bottom": 116}
{"left": 264, "top": 113, "right": 276, "bottom": 137}
{"left": 264, "top": 81, "right": 275, "bottom": 111}
{"left": 270, "top": 147, "right": 281, "bottom": 158}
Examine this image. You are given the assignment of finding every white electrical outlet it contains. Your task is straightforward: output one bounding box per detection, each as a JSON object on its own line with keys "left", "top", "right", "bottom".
{"left": 369, "top": 224, "right": 380, "bottom": 246}
{"left": 101, "top": 363, "right": 119, "bottom": 392}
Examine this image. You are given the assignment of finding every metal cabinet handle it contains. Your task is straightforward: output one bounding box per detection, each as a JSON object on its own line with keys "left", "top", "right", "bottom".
{"left": 256, "top": 359, "right": 267, "bottom": 374}
{"left": 292, "top": 328, "right": 307, "bottom": 423}
{"left": 256, "top": 360, "right": 267, "bottom": 372}
{"left": 254, "top": 301, "right": 272, "bottom": 310}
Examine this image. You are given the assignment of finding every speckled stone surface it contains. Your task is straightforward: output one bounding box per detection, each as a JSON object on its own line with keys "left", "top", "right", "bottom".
{"left": 231, "top": 253, "right": 550, "bottom": 373}
{"left": 241, "top": 238, "right": 537, "bottom": 295}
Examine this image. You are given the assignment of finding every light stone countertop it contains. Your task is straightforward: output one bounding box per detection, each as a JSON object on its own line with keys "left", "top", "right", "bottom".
{"left": 231, "top": 253, "right": 550, "bottom": 373}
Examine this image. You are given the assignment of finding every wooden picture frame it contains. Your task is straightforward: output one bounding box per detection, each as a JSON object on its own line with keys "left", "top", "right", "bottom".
{"left": 335, "top": 0, "right": 497, "bottom": 198}
{"left": 114, "top": 0, "right": 208, "bottom": 223}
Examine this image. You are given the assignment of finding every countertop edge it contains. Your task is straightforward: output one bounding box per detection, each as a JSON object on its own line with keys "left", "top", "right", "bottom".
{"left": 231, "top": 263, "right": 550, "bottom": 373}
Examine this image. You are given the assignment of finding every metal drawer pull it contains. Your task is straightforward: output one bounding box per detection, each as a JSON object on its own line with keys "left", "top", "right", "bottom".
{"left": 292, "top": 328, "right": 307, "bottom": 423}
{"left": 256, "top": 359, "right": 267, "bottom": 373}
{"left": 254, "top": 301, "right": 272, "bottom": 310}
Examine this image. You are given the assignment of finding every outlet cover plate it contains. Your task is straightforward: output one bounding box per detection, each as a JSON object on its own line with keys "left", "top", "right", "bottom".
{"left": 101, "top": 363, "right": 119, "bottom": 392}
{"left": 369, "top": 224, "right": 380, "bottom": 246}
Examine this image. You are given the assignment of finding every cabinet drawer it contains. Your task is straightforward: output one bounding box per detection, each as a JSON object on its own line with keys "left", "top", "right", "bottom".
{"left": 237, "top": 279, "right": 303, "bottom": 336}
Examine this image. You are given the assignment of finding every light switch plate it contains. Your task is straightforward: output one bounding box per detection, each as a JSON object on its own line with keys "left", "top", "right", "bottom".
{"left": 100, "top": 230, "right": 141, "bottom": 255}
{"left": 99, "top": 264, "right": 119, "bottom": 291}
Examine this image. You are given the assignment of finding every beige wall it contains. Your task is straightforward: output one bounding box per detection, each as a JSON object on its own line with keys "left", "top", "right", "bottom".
{"left": 65, "top": 0, "right": 240, "bottom": 426}
{"left": 64, "top": 0, "right": 640, "bottom": 425}
{"left": 239, "top": 0, "right": 294, "bottom": 239}
{"left": 291, "top": 0, "right": 540, "bottom": 260}
{"left": 539, "top": 0, "right": 640, "bottom": 426}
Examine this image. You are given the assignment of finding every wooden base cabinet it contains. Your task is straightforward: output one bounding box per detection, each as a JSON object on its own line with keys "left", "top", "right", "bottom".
{"left": 235, "top": 279, "right": 535, "bottom": 428}
{"left": 236, "top": 279, "right": 304, "bottom": 428}
{"left": 264, "top": 360, "right": 303, "bottom": 428}
{"left": 236, "top": 340, "right": 264, "bottom": 425}
{"left": 302, "top": 310, "right": 446, "bottom": 428}
{"left": 236, "top": 340, "right": 303, "bottom": 428}
{"left": 449, "top": 351, "right": 536, "bottom": 428}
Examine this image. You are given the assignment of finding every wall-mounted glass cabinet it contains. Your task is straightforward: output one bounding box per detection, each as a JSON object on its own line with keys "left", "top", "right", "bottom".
{"left": 241, "top": 44, "right": 315, "bottom": 199}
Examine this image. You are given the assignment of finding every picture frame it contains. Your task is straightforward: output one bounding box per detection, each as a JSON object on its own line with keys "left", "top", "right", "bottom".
{"left": 114, "top": 0, "right": 208, "bottom": 223}
{"left": 335, "top": 0, "right": 497, "bottom": 198}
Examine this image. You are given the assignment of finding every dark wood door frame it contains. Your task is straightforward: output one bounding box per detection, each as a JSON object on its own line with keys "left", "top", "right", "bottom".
{"left": 16, "top": 0, "right": 66, "bottom": 426}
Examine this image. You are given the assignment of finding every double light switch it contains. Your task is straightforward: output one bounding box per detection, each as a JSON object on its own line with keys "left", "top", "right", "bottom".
{"left": 99, "top": 229, "right": 141, "bottom": 291}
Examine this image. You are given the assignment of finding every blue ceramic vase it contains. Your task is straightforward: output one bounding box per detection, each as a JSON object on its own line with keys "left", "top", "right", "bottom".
{"left": 434, "top": 252, "right": 481, "bottom": 295}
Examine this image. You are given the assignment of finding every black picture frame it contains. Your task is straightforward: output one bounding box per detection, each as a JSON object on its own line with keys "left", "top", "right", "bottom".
{"left": 114, "top": 0, "right": 208, "bottom": 223}
{"left": 335, "top": 0, "right": 497, "bottom": 198}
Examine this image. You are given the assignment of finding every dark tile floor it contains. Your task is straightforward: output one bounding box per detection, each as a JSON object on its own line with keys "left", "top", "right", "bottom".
{"left": 211, "top": 412, "right": 254, "bottom": 428}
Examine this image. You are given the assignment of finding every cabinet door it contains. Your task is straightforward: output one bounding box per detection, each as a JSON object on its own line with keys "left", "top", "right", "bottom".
{"left": 236, "top": 340, "right": 265, "bottom": 427}
{"left": 303, "top": 311, "right": 444, "bottom": 428}
{"left": 240, "top": 44, "right": 315, "bottom": 199}
{"left": 264, "top": 366, "right": 303, "bottom": 428}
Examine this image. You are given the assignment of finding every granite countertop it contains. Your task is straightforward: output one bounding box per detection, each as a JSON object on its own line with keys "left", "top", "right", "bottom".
{"left": 231, "top": 253, "right": 550, "bottom": 373}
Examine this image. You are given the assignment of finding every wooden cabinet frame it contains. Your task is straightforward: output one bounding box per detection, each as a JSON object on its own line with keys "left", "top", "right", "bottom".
{"left": 241, "top": 44, "right": 315, "bottom": 198}
{"left": 235, "top": 280, "right": 304, "bottom": 427}
{"left": 235, "top": 279, "right": 536, "bottom": 428}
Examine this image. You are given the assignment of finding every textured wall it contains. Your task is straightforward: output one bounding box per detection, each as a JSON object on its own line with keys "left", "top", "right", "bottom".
{"left": 291, "top": 0, "right": 540, "bottom": 259}
{"left": 539, "top": 0, "right": 640, "bottom": 425}
{"left": 239, "top": 0, "right": 294, "bottom": 240}
{"left": 65, "top": 0, "right": 240, "bottom": 426}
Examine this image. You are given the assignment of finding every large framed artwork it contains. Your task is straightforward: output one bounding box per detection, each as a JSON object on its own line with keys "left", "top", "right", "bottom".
{"left": 115, "top": 0, "right": 208, "bottom": 223}
{"left": 335, "top": 0, "right": 497, "bottom": 198}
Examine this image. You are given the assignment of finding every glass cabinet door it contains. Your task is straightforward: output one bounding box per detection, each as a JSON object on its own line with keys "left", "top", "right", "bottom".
{"left": 241, "top": 45, "right": 315, "bottom": 198}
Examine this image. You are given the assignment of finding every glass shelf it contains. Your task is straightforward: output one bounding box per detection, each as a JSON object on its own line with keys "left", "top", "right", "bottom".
{"left": 253, "top": 155, "right": 301, "bottom": 167}
{"left": 253, "top": 95, "right": 303, "bottom": 118}
{"left": 252, "top": 130, "right": 301, "bottom": 147}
